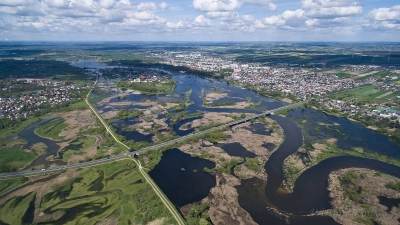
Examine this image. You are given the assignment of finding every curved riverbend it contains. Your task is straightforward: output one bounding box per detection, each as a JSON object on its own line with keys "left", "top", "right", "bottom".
{"left": 238, "top": 114, "right": 400, "bottom": 225}
{"left": 265, "top": 115, "right": 303, "bottom": 198}
{"left": 105, "top": 68, "right": 400, "bottom": 225}
{"left": 285, "top": 155, "right": 400, "bottom": 214}
{"left": 19, "top": 119, "right": 65, "bottom": 168}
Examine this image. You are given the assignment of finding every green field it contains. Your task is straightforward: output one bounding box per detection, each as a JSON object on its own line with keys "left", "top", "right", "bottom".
{"left": 356, "top": 70, "right": 395, "bottom": 80}
{"left": 61, "top": 135, "right": 97, "bottom": 161}
{"left": 0, "top": 148, "right": 36, "bottom": 172}
{"left": 0, "top": 192, "right": 36, "bottom": 225}
{"left": 0, "top": 177, "right": 28, "bottom": 196}
{"left": 385, "top": 181, "right": 400, "bottom": 191}
{"left": 186, "top": 202, "right": 212, "bottom": 225}
{"left": 336, "top": 71, "right": 352, "bottom": 78}
{"left": 34, "top": 118, "right": 66, "bottom": 141}
{"left": 0, "top": 117, "right": 41, "bottom": 137}
{"left": 117, "top": 80, "right": 176, "bottom": 95}
{"left": 331, "top": 84, "right": 390, "bottom": 104}
{"left": 115, "top": 110, "right": 143, "bottom": 120}
{"left": 0, "top": 160, "right": 175, "bottom": 225}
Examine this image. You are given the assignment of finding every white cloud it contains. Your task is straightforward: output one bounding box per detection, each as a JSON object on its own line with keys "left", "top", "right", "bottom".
{"left": 302, "top": 0, "right": 362, "bottom": 18}
{"left": 194, "top": 14, "right": 210, "bottom": 26}
{"left": 281, "top": 9, "right": 304, "bottom": 20}
{"left": 192, "top": 0, "right": 276, "bottom": 18}
{"left": 305, "top": 18, "right": 318, "bottom": 27}
{"left": 263, "top": 15, "right": 285, "bottom": 26}
{"left": 242, "top": 0, "right": 276, "bottom": 11}
{"left": 193, "top": 0, "right": 240, "bottom": 12}
{"left": 191, "top": 0, "right": 278, "bottom": 32}
{"left": 166, "top": 21, "right": 185, "bottom": 29}
{"left": 0, "top": 0, "right": 398, "bottom": 40}
{"left": 0, "top": 0, "right": 179, "bottom": 35}
{"left": 256, "top": 0, "right": 362, "bottom": 30}
{"left": 98, "top": 0, "right": 116, "bottom": 9}
{"left": 137, "top": 2, "right": 168, "bottom": 11}
{"left": 259, "top": 9, "right": 305, "bottom": 28}
{"left": 0, "top": 0, "right": 28, "bottom": 7}
{"left": 369, "top": 5, "right": 400, "bottom": 30}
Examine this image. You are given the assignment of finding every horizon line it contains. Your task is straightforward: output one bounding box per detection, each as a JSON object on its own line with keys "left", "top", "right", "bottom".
{"left": 1, "top": 40, "right": 400, "bottom": 44}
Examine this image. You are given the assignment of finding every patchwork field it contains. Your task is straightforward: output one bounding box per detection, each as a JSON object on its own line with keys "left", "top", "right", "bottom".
{"left": 0, "top": 160, "right": 175, "bottom": 225}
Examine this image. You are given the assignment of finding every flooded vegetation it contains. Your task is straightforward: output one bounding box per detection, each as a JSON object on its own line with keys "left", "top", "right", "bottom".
{"left": 1, "top": 55, "right": 400, "bottom": 225}
{"left": 89, "top": 64, "right": 400, "bottom": 225}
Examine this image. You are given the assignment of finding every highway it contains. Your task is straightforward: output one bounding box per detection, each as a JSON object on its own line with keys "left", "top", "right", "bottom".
{"left": 0, "top": 103, "right": 301, "bottom": 179}
{"left": 0, "top": 78, "right": 301, "bottom": 225}
{"left": 85, "top": 79, "right": 187, "bottom": 225}
{"left": 139, "top": 102, "right": 303, "bottom": 153}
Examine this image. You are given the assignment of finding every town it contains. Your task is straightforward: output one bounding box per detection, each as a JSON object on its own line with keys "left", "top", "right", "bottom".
{"left": 156, "top": 51, "right": 400, "bottom": 127}
{"left": 0, "top": 79, "right": 87, "bottom": 120}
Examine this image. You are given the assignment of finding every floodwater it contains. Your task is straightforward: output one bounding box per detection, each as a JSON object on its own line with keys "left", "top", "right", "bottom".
{"left": 18, "top": 118, "right": 65, "bottom": 168}
{"left": 149, "top": 148, "right": 216, "bottom": 207}
{"left": 247, "top": 122, "right": 272, "bottom": 135}
{"left": 378, "top": 196, "right": 400, "bottom": 212}
{"left": 96, "top": 65, "right": 400, "bottom": 225}
{"left": 217, "top": 142, "right": 256, "bottom": 158}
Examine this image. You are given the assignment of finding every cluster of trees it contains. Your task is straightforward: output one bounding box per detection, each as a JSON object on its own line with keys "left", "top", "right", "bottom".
{"left": 0, "top": 59, "right": 87, "bottom": 79}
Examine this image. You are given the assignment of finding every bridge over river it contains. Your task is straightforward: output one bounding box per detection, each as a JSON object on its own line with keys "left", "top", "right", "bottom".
{"left": 0, "top": 103, "right": 302, "bottom": 179}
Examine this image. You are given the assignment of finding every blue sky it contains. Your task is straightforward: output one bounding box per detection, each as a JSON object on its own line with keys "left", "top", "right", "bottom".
{"left": 0, "top": 0, "right": 399, "bottom": 41}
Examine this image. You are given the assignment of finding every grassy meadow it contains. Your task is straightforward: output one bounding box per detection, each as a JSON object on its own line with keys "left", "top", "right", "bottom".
{"left": 0, "top": 160, "right": 175, "bottom": 225}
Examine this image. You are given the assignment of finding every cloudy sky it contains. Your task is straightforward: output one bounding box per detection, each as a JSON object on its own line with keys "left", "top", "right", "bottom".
{"left": 0, "top": 0, "right": 399, "bottom": 41}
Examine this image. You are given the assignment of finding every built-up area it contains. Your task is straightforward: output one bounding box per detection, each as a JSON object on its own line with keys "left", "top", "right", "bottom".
{"left": 0, "top": 79, "right": 86, "bottom": 120}
{"left": 156, "top": 51, "right": 400, "bottom": 126}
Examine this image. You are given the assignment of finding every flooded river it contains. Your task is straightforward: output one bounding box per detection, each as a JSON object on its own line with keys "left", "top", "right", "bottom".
{"left": 96, "top": 66, "right": 400, "bottom": 225}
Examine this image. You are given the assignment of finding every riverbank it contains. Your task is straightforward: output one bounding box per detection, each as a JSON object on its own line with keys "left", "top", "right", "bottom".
{"left": 117, "top": 79, "right": 176, "bottom": 95}
{"left": 324, "top": 168, "right": 400, "bottom": 225}
{"left": 282, "top": 138, "right": 400, "bottom": 192}
{"left": 175, "top": 117, "right": 283, "bottom": 225}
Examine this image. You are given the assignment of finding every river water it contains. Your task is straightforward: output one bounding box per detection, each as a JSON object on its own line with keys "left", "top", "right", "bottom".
{"left": 18, "top": 118, "right": 65, "bottom": 168}
{"left": 95, "top": 66, "right": 400, "bottom": 225}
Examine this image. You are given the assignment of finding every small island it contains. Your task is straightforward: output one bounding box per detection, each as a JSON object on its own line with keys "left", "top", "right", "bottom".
{"left": 117, "top": 73, "right": 176, "bottom": 95}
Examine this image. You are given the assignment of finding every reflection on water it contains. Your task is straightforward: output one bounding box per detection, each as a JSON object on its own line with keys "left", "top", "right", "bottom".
{"left": 238, "top": 115, "right": 400, "bottom": 224}
{"left": 149, "top": 148, "right": 216, "bottom": 207}
{"left": 237, "top": 177, "right": 340, "bottom": 225}
{"left": 378, "top": 196, "right": 400, "bottom": 212}
{"left": 18, "top": 119, "right": 65, "bottom": 168}
{"left": 217, "top": 142, "right": 256, "bottom": 158}
{"left": 101, "top": 66, "right": 400, "bottom": 225}
{"left": 288, "top": 108, "right": 400, "bottom": 158}
{"left": 247, "top": 123, "right": 272, "bottom": 135}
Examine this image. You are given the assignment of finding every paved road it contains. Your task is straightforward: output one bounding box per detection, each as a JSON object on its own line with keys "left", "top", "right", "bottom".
{"left": 0, "top": 80, "right": 300, "bottom": 224}
{"left": 0, "top": 103, "right": 301, "bottom": 179}
{"left": 139, "top": 102, "right": 302, "bottom": 153}
{"left": 84, "top": 79, "right": 187, "bottom": 225}
{"left": 0, "top": 153, "right": 130, "bottom": 179}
